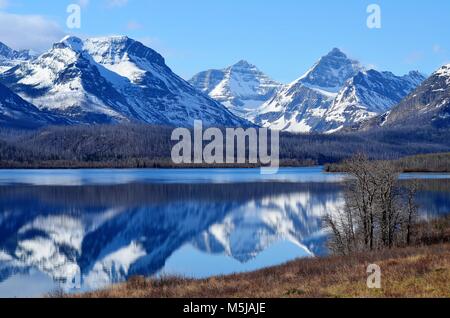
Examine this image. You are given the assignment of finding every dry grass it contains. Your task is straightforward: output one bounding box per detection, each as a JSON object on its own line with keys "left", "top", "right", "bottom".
{"left": 72, "top": 217, "right": 450, "bottom": 298}
{"left": 70, "top": 244, "right": 450, "bottom": 298}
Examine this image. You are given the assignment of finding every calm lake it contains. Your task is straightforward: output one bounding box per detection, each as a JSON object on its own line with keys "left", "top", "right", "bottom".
{"left": 0, "top": 167, "right": 449, "bottom": 297}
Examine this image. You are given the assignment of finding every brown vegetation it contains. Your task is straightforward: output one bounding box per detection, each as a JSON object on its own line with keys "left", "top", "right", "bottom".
{"left": 72, "top": 217, "right": 450, "bottom": 298}
{"left": 324, "top": 155, "right": 419, "bottom": 255}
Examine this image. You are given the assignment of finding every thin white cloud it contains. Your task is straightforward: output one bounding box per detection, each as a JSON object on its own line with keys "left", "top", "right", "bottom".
{"left": 0, "top": 12, "right": 65, "bottom": 52}
{"left": 106, "top": 0, "right": 128, "bottom": 8}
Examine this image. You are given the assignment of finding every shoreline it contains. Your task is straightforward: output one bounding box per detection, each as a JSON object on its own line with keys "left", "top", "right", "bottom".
{"left": 70, "top": 217, "right": 450, "bottom": 298}
{"left": 0, "top": 160, "right": 316, "bottom": 170}
{"left": 71, "top": 243, "right": 450, "bottom": 298}
{"left": 0, "top": 165, "right": 449, "bottom": 173}
{"left": 325, "top": 152, "right": 450, "bottom": 174}
{"left": 1, "top": 152, "right": 449, "bottom": 172}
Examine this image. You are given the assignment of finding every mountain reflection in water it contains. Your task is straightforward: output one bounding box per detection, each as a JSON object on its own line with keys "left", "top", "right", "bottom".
{"left": 0, "top": 176, "right": 448, "bottom": 296}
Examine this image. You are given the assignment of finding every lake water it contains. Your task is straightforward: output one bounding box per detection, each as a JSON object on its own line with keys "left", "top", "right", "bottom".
{"left": 0, "top": 167, "right": 449, "bottom": 297}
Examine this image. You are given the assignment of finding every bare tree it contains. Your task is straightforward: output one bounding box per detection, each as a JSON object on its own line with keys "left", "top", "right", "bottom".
{"left": 324, "top": 154, "right": 418, "bottom": 255}
{"left": 403, "top": 181, "right": 419, "bottom": 245}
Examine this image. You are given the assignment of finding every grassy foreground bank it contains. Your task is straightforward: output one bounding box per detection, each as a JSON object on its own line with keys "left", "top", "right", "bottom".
{"left": 73, "top": 217, "right": 450, "bottom": 298}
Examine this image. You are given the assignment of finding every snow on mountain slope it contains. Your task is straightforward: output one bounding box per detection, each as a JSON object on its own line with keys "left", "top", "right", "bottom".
{"left": 317, "top": 70, "right": 426, "bottom": 132}
{"left": 0, "top": 36, "right": 247, "bottom": 127}
{"left": 15, "top": 215, "right": 85, "bottom": 282}
{"left": 436, "top": 64, "right": 450, "bottom": 79}
{"left": 253, "top": 48, "right": 363, "bottom": 133}
{"left": 193, "top": 191, "right": 343, "bottom": 261}
{"left": 0, "top": 36, "right": 135, "bottom": 124}
{"left": 361, "top": 64, "right": 450, "bottom": 129}
{"left": 84, "top": 36, "right": 248, "bottom": 127}
{"left": 189, "top": 60, "right": 282, "bottom": 118}
{"left": 0, "top": 42, "right": 35, "bottom": 74}
{"left": 253, "top": 48, "right": 425, "bottom": 133}
{"left": 253, "top": 83, "right": 334, "bottom": 132}
{"left": 0, "top": 82, "right": 67, "bottom": 129}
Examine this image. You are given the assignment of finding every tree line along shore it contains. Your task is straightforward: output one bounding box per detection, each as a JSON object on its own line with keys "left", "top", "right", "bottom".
{"left": 0, "top": 124, "right": 449, "bottom": 170}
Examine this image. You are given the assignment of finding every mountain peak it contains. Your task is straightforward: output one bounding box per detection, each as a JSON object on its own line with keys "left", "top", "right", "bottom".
{"left": 87, "top": 35, "right": 134, "bottom": 47}
{"left": 326, "top": 47, "right": 347, "bottom": 58}
{"left": 189, "top": 60, "right": 282, "bottom": 118}
{"left": 363, "top": 63, "right": 450, "bottom": 130}
{"left": 228, "top": 60, "right": 259, "bottom": 73}
{"left": 298, "top": 48, "right": 363, "bottom": 91}
{"left": 56, "top": 35, "right": 84, "bottom": 52}
{"left": 100, "top": 35, "right": 130, "bottom": 41}
{"left": 0, "top": 42, "right": 13, "bottom": 58}
{"left": 408, "top": 70, "right": 423, "bottom": 76}
{"left": 0, "top": 42, "right": 36, "bottom": 73}
{"left": 232, "top": 60, "right": 254, "bottom": 68}
{"left": 1, "top": 34, "right": 247, "bottom": 128}
{"left": 0, "top": 42, "right": 34, "bottom": 60}
{"left": 85, "top": 36, "right": 166, "bottom": 67}
{"left": 321, "top": 68, "right": 427, "bottom": 131}
{"left": 405, "top": 70, "right": 427, "bottom": 83}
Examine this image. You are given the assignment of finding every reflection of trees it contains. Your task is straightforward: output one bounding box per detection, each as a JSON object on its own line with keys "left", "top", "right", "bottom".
{"left": 0, "top": 182, "right": 343, "bottom": 208}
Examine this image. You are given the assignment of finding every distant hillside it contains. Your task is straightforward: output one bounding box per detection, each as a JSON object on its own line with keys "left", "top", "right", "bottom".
{"left": 0, "top": 124, "right": 449, "bottom": 168}
{"left": 326, "top": 152, "right": 450, "bottom": 173}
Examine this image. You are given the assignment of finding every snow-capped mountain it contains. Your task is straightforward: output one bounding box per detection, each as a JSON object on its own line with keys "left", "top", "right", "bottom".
{"left": 1, "top": 37, "right": 130, "bottom": 124}
{"left": 362, "top": 64, "right": 450, "bottom": 130}
{"left": 253, "top": 48, "right": 363, "bottom": 133}
{"left": 253, "top": 83, "right": 336, "bottom": 132}
{"left": 253, "top": 48, "right": 425, "bottom": 133}
{"left": 0, "top": 38, "right": 436, "bottom": 131}
{"left": 316, "top": 70, "right": 426, "bottom": 132}
{"left": 0, "top": 36, "right": 247, "bottom": 127}
{"left": 299, "top": 48, "right": 364, "bottom": 92}
{"left": 189, "top": 60, "right": 282, "bottom": 118}
{"left": 0, "top": 82, "right": 67, "bottom": 129}
{"left": 0, "top": 42, "right": 35, "bottom": 73}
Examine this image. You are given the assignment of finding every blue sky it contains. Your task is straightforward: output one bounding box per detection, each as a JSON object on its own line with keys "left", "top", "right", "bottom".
{"left": 0, "top": 0, "right": 449, "bottom": 82}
